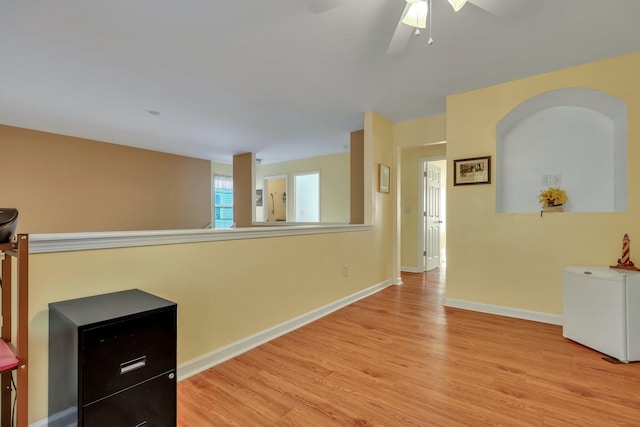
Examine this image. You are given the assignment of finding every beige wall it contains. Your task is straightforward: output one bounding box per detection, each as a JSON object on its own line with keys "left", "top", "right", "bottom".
{"left": 29, "top": 230, "right": 390, "bottom": 422}
{"left": 211, "top": 162, "right": 233, "bottom": 177}
{"left": 265, "top": 177, "right": 287, "bottom": 221}
{"left": 394, "top": 114, "right": 448, "bottom": 271}
{"left": 1, "top": 124, "right": 211, "bottom": 233}
{"left": 368, "top": 111, "right": 396, "bottom": 280}
{"left": 255, "top": 152, "right": 350, "bottom": 223}
{"left": 394, "top": 114, "right": 446, "bottom": 148}
{"left": 350, "top": 130, "right": 365, "bottom": 224}
{"left": 446, "top": 52, "right": 640, "bottom": 314}
{"left": 232, "top": 152, "right": 255, "bottom": 227}
{"left": 400, "top": 144, "right": 447, "bottom": 269}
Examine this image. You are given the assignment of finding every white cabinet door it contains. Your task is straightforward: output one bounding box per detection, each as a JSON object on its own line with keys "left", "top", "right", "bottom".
{"left": 563, "top": 267, "right": 627, "bottom": 361}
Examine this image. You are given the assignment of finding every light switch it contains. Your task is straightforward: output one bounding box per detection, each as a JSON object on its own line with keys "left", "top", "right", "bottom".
{"left": 552, "top": 174, "right": 562, "bottom": 186}
{"left": 541, "top": 175, "right": 551, "bottom": 186}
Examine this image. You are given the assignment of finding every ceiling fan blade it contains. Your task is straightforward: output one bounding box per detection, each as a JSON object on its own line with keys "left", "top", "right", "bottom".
{"left": 386, "top": 3, "right": 413, "bottom": 55}
{"left": 309, "top": 0, "right": 349, "bottom": 14}
{"left": 468, "top": 0, "right": 527, "bottom": 17}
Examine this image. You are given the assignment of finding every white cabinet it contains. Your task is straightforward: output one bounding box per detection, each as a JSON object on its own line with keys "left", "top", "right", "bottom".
{"left": 563, "top": 266, "right": 640, "bottom": 362}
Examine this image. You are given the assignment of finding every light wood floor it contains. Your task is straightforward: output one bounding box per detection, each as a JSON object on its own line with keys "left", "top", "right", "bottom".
{"left": 178, "top": 269, "right": 640, "bottom": 426}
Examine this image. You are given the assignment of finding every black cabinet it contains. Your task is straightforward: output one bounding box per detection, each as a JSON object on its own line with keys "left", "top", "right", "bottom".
{"left": 49, "top": 289, "right": 177, "bottom": 427}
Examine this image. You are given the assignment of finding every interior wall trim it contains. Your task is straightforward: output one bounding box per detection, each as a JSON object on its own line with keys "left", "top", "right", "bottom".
{"left": 443, "top": 298, "right": 562, "bottom": 325}
{"left": 30, "top": 278, "right": 394, "bottom": 427}
{"left": 176, "top": 278, "right": 396, "bottom": 382}
{"left": 28, "top": 224, "right": 371, "bottom": 254}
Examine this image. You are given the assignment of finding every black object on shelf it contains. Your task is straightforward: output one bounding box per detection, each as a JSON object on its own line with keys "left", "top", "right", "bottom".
{"left": 48, "top": 289, "right": 177, "bottom": 427}
{"left": 0, "top": 208, "right": 18, "bottom": 243}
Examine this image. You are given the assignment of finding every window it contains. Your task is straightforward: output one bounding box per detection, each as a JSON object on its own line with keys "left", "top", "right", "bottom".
{"left": 213, "top": 175, "right": 234, "bottom": 228}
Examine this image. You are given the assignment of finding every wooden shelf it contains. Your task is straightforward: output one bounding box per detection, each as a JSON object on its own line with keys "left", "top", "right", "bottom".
{"left": 0, "top": 339, "right": 19, "bottom": 374}
{"left": 0, "top": 234, "right": 28, "bottom": 427}
{"left": 0, "top": 242, "right": 16, "bottom": 256}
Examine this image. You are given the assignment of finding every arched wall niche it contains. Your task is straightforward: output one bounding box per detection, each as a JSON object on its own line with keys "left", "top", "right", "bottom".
{"left": 496, "top": 88, "right": 627, "bottom": 213}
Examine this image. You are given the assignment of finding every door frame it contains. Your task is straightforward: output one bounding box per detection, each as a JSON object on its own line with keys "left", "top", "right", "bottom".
{"left": 418, "top": 155, "right": 446, "bottom": 272}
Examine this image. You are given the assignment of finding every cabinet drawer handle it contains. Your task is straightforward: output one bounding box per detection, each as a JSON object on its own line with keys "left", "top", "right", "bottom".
{"left": 134, "top": 422, "right": 147, "bottom": 427}
{"left": 120, "top": 356, "right": 146, "bottom": 374}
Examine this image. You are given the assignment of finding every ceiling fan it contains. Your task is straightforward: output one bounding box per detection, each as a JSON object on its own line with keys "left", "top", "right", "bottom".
{"left": 309, "top": 0, "right": 527, "bottom": 54}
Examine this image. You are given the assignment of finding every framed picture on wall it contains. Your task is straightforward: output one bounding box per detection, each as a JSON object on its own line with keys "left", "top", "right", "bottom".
{"left": 379, "top": 164, "right": 390, "bottom": 193}
{"left": 255, "top": 189, "right": 263, "bottom": 206}
{"left": 453, "top": 156, "right": 491, "bottom": 186}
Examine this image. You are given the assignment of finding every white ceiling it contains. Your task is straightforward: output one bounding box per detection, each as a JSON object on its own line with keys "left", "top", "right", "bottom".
{"left": 1, "top": 0, "right": 639, "bottom": 164}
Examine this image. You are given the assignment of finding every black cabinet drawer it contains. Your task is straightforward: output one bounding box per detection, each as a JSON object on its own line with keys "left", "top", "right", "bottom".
{"left": 83, "top": 371, "right": 176, "bottom": 427}
{"left": 81, "top": 309, "right": 176, "bottom": 403}
{"left": 49, "top": 289, "right": 177, "bottom": 426}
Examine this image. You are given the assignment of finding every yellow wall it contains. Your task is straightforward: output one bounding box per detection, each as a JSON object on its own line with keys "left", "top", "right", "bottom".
{"left": 22, "top": 50, "right": 640, "bottom": 420}
{"left": 265, "top": 177, "right": 287, "bottom": 221}
{"left": 368, "top": 112, "right": 396, "bottom": 280}
{"left": 255, "top": 152, "right": 350, "bottom": 223}
{"left": 394, "top": 115, "right": 448, "bottom": 271}
{"left": 212, "top": 162, "right": 233, "bottom": 177}
{"left": 0, "top": 125, "right": 211, "bottom": 233}
{"left": 400, "top": 144, "right": 447, "bottom": 269}
{"left": 25, "top": 112, "right": 395, "bottom": 423}
{"left": 446, "top": 52, "right": 640, "bottom": 314}
{"left": 28, "top": 231, "right": 388, "bottom": 422}
{"left": 394, "top": 114, "right": 446, "bottom": 148}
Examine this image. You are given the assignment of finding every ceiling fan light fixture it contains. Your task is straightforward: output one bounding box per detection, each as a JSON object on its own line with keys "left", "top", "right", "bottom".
{"left": 401, "top": 0, "right": 428, "bottom": 29}
{"left": 447, "top": 0, "right": 468, "bottom": 12}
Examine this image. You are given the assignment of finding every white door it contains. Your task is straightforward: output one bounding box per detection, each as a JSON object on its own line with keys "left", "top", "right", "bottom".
{"left": 424, "top": 162, "right": 442, "bottom": 270}
{"left": 294, "top": 172, "right": 320, "bottom": 222}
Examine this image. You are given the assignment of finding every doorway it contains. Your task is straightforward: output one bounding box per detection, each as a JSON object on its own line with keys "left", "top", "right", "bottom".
{"left": 419, "top": 158, "right": 447, "bottom": 271}
{"left": 294, "top": 171, "right": 320, "bottom": 222}
{"left": 263, "top": 175, "right": 288, "bottom": 222}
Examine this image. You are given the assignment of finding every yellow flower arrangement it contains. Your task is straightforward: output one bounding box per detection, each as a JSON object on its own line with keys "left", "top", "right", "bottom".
{"left": 538, "top": 187, "right": 568, "bottom": 206}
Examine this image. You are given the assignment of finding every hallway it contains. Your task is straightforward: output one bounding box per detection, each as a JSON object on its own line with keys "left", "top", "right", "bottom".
{"left": 178, "top": 270, "right": 640, "bottom": 425}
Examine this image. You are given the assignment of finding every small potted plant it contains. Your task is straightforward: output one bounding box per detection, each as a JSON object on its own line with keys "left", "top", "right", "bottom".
{"left": 539, "top": 187, "right": 567, "bottom": 214}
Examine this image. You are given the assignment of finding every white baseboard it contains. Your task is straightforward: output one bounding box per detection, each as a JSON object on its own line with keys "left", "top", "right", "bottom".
{"left": 30, "top": 279, "right": 394, "bottom": 427}
{"left": 401, "top": 266, "right": 420, "bottom": 273}
{"left": 176, "top": 278, "right": 396, "bottom": 381}
{"left": 443, "top": 298, "right": 562, "bottom": 325}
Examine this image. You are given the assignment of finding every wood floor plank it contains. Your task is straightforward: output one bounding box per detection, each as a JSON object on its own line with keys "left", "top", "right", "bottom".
{"left": 178, "top": 269, "right": 640, "bottom": 425}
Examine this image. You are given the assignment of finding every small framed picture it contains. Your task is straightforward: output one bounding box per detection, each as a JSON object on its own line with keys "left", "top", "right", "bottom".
{"left": 453, "top": 156, "right": 491, "bottom": 186}
{"left": 255, "top": 189, "right": 263, "bottom": 206}
{"left": 379, "top": 164, "right": 390, "bottom": 193}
